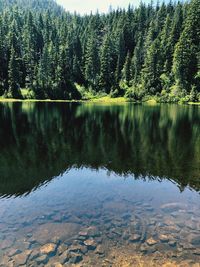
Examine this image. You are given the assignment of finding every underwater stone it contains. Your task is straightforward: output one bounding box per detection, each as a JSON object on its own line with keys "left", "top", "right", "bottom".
{"left": 188, "top": 234, "right": 200, "bottom": 246}
{"left": 129, "top": 234, "right": 141, "bottom": 242}
{"left": 40, "top": 243, "right": 57, "bottom": 256}
{"left": 161, "top": 203, "right": 187, "bottom": 213}
{"left": 59, "top": 251, "right": 71, "bottom": 264}
{"left": 84, "top": 239, "right": 97, "bottom": 250}
{"left": 146, "top": 238, "right": 157, "bottom": 246}
{"left": 95, "top": 245, "right": 105, "bottom": 255}
{"left": 7, "top": 249, "right": 21, "bottom": 257}
{"left": 69, "top": 244, "right": 87, "bottom": 254}
{"left": 69, "top": 252, "right": 83, "bottom": 264}
{"left": 0, "top": 239, "right": 14, "bottom": 250}
{"left": 158, "top": 234, "right": 170, "bottom": 242}
{"left": 12, "top": 250, "right": 32, "bottom": 266}
{"left": 35, "top": 254, "right": 48, "bottom": 264}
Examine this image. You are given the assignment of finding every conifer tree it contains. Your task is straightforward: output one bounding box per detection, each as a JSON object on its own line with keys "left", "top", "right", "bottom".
{"left": 8, "top": 46, "right": 21, "bottom": 98}
{"left": 0, "top": 0, "right": 199, "bottom": 101}
{"left": 122, "top": 51, "right": 131, "bottom": 86}
{"left": 85, "top": 33, "right": 99, "bottom": 86}
{"left": 142, "top": 38, "right": 162, "bottom": 94}
{"left": 173, "top": 0, "right": 200, "bottom": 92}
{"left": 99, "top": 35, "right": 113, "bottom": 92}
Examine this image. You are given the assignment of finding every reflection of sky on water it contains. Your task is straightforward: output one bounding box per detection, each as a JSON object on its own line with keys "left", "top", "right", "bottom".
{"left": 1, "top": 167, "right": 200, "bottom": 220}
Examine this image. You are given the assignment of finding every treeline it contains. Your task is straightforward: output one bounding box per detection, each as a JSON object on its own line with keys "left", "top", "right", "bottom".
{"left": 0, "top": 0, "right": 200, "bottom": 101}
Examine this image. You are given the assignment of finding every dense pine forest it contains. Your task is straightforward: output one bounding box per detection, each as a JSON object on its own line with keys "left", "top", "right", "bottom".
{"left": 0, "top": 0, "right": 200, "bottom": 101}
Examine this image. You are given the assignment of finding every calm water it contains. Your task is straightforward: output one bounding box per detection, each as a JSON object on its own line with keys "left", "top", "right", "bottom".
{"left": 0, "top": 102, "right": 200, "bottom": 267}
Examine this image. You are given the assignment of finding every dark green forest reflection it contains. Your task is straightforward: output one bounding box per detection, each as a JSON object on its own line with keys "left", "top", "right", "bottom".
{"left": 0, "top": 102, "right": 199, "bottom": 197}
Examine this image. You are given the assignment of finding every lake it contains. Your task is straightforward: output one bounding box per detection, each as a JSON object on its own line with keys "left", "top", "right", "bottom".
{"left": 0, "top": 102, "right": 200, "bottom": 267}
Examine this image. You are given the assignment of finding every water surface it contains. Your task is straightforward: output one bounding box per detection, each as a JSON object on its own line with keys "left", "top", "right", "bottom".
{"left": 0, "top": 102, "right": 200, "bottom": 266}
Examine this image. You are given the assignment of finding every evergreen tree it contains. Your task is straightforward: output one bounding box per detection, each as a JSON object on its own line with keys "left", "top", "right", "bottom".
{"left": 122, "top": 51, "right": 131, "bottom": 86}
{"left": 99, "top": 35, "right": 114, "bottom": 92}
{"left": 115, "top": 33, "right": 126, "bottom": 84}
{"left": 142, "top": 38, "right": 163, "bottom": 94}
{"left": 0, "top": 0, "right": 198, "bottom": 102}
{"left": 8, "top": 46, "right": 21, "bottom": 98}
{"left": 173, "top": 0, "right": 200, "bottom": 92}
{"left": 131, "top": 34, "right": 144, "bottom": 85}
{"left": 85, "top": 33, "right": 99, "bottom": 86}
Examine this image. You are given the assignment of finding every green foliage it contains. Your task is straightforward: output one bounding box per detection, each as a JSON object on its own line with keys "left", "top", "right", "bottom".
{"left": 0, "top": 0, "right": 199, "bottom": 101}
{"left": 125, "top": 85, "right": 145, "bottom": 101}
{"left": 20, "top": 88, "right": 35, "bottom": 99}
{"left": 7, "top": 46, "right": 21, "bottom": 98}
{"left": 173, "top": 0, "right": 200, "bottom": 92}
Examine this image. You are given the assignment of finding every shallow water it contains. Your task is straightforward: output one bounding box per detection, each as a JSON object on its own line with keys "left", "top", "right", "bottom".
{"left": 0, "top": 102, "right": 200, "bottom": 266}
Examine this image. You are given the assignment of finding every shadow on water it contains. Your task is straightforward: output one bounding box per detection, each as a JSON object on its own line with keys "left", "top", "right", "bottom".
{"left": 0, "top": 102, "right": 199, "bottom": 197}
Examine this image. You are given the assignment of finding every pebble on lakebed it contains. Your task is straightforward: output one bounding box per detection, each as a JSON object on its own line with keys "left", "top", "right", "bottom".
{"left": 129, "top": 234, "right": 141, "bottom": 242}
{"left": 146, "top": 238, "right": 158, "bottom": 246}
{"left": 160, "top": 203, "right": 187, "bottom": 212}
{"left": 40, "top": 243, "right": 57, "bottom": 255}
{"left": 83, "top": 239, "right": 97, "bottom": 250}
{"left": 12, "top": 250, "right": 32, "bottom": 266}
{"left": 158, "top": 234, "right": 170, "bottom": 243}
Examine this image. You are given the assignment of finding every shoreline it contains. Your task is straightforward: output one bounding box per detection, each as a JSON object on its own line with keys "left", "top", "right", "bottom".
{"left": 0, "top": 97, "right": 199, "bottom": 105}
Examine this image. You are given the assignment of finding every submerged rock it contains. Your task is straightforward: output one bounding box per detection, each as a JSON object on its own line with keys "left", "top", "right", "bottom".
{"left": 59, "top": 251, "right": 70, "bottom": 264}
{"left": 146, "top": 238, "right": 157, "bottom": 246}
{"left": 12, "top": 250, "right": 32, "bottom": 266}
{"left": 69, "top": 244, "right": 87, "bottom": 254}
{"left": 86, "top": 226, "right": 100, "bottom": 237}
{"left": 59, "top": 250, "right": 83, "bottom": 265}
{"left": 95, "top": 245, "right": 105, "bottom": 255}
{"left": 53, "top": 263, "right": 63, "bottom": 267}
{"left": 129, "top": 234, "right": 141, "bottom": 242}
{"left": 188, "top": 234, "right": 200, "bottom": 246}
{"left": 35, "top": 254, "right": 48, "bottom": 264}
{"left": 0, "top": 256, "right": 14, "bottom": 267}
{"left": 69, "top": 253, "right": 83, "bottom": 264}
{"left": 78, "top": 231, "right": 88, "bottom": 237}
{"left": 158, "top": 234, "right": 170, "bottom": 243}
{"left": 29, "top": 249, "right": 40, "bottom": 261}
{"left": 40, "top": 243, "right": 57, "bottom": 256}
{"left": 0, "top": 239, "right": 14, "bottom": 250}
{"left": 57, "top": 244, "right": 68, "bottom": 256}
{"left": 30, "top": 222, "right": 80, "bottom": 245}
{"left": 7, "top": 249, "right": 21, "bottom": 257}
{"left": 193, "top": 248, "right": 200, "bottom": 255}
{"left": 168, "top": 240, "right": 176, "bottom": 247}
{"left": 84, "top": 239, "right": 97, "bottom": 250}
{"left": 161, "top": 203, "right": 187, "bottom": 213}
{"left": 140, "top": 244, "right": 149, "bottom": 253}
{"left": 122, "top": 231, "right": 130, "bottom": 240}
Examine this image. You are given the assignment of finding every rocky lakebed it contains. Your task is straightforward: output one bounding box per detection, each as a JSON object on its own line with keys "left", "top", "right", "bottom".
{"left": 1, "top": 195, "right": 200, "bottom": 267}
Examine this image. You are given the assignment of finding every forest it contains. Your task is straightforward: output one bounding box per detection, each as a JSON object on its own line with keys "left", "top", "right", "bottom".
{"left": 0, "top": 0, "right": 199, "bottom": 102}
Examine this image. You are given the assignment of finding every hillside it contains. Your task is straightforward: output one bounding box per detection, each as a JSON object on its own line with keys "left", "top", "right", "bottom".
{"left": 0, "top": 0, "right": 63, "bottom": 13}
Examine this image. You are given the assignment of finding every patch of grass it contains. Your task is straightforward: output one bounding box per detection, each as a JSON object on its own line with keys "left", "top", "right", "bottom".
{"left": 144, "top": 99, "right": 158, "bottom": 105}
{"left": 0, "top": 91, "right": 199, "bottom": 105}
{"left": 0, "top": 98, "right": 80, "bottom": 103}
{"left": 88, "top": 96, "right": 128, "bottom": 104}
{"left": 188, "top": 102, "right": 200, "bottom": 105}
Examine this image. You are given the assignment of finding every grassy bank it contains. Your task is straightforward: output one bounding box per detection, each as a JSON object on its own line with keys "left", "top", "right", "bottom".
{"left": 0, "top": 96, "right": 128, "bottom": 103}
{"left": 188, "top": 102, "right": 200, "bottom": 105}
{"left": 0, "top": 96, "right": 200, "bottom": 105}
